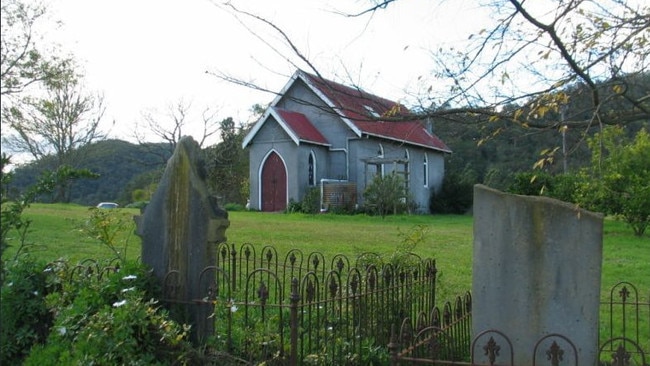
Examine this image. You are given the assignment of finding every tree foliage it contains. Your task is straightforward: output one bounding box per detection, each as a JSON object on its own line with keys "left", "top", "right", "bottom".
{"left": 0, "top": 0, "right": 71, "bottom": 97}
{"left": 507, "top": 171, "right": 582, "bottom": 205}
{"left": 2, "top": 73, "right": 106, "bottom": 167}
{"left": 204, "top": 117, "right": 250, "bottom": 205}
{"left": 430, "top": 171, "right": 474, "bottom": 215}
{"left": 581, "top": 126, "right": 650, "bottom": 236}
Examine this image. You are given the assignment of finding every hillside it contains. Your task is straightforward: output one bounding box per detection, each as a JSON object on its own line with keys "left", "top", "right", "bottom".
{"left": 434, "top": 118, "right": 649, "bottom": 190}
{"left": 8, "top": 140, "right": 171, "bottom": 206}
{"left": 7, "top": 119, "right": 648, "bottom": 208}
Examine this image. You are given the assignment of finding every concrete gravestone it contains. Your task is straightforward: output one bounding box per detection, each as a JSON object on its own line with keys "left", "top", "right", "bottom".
{"left": 472, "top": 184, "right": 603, "bottom": 365}
{"left": 135, "top": 136, "right": 229, "bottom": 342}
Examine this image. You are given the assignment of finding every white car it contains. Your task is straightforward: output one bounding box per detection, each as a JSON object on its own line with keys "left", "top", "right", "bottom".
{"left": 96, "top": 202, "right": 119, "bottom": 209}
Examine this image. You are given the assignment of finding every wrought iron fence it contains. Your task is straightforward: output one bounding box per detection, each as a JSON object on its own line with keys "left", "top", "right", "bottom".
{"left": 600, "top": 281, "right": 650, "bottom": 364}
{"left": 161, "top": 242, "right": 438, "bottom": 365}
{"left": 48, "top": 256, "right": 648, "bottom": 365}
{"left": 388, "top": 292, "right": 472, "bottom": 363}
{"left": 389, "top": 281, "right": 649, "bottom": 366}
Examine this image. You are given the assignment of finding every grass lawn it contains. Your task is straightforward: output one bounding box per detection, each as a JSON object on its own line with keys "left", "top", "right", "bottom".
{"left": 6, "top": 203, "right": 648, "bottom": 306}
{"left": 3, "top": 203, "right": 648, "bottom": 360}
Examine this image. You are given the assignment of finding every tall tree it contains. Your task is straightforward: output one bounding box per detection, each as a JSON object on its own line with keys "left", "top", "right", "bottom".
{"left": 133, "top": 100, "right": 220, "bottom": 166}
{"left": 205, "top": 117, "right": 249, "bottom": 205}
{"left": 2, "top": 73, "right": 106, "bottom": 166}
{"left": 2, "top": 73, "right": 106, "bottom": 201}
{"left": 1, "top": 0, "right": 71, "bottom": 97}
{"left": 581, "top": 127, "right": 650, "bottom": 236}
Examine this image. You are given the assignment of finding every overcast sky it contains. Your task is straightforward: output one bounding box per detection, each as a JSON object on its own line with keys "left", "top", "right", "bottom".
{"left": 45, "top": 0, "right": 490, "bottom": 144}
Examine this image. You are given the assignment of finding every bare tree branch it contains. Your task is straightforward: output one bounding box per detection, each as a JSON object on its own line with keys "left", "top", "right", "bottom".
{"left": 208, "top": 0, "right": 649, "bottom": 155}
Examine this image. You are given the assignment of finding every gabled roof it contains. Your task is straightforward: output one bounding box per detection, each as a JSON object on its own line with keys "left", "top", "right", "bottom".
{"left": 242, "top": 106, "right": 330, "bottom": 148}
{"left": 243, "top": 69, "right": 451, "bottom": 153}
{"left": 298, "top": 70, "right": 451, "bottom": 153}
{"left": 274, "top": 107, "right": 330, "bottom": 146}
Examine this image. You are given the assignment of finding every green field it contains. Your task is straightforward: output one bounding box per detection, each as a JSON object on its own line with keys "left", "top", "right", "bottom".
{"left": 5, "top": 203, "right": 648, "bottom": 305}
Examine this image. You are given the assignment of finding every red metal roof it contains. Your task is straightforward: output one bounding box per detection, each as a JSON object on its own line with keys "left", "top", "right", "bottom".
{"left": 273, "top": 107, "right": 329, "bottom": 146}
{"left": 299, "top": 71, "right": 451, "bottom": 153}
{"left": 354, "top": 120, "right": 450, "bottom": 152}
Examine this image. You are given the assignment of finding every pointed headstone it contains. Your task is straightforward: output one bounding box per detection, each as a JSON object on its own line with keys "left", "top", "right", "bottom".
{"left": 135, "top": 136, "right": 229, "bottom": 342}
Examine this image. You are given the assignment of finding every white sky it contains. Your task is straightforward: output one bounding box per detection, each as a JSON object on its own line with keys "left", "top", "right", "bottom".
{"left": 45, "top": 0, "right": 491, "bottom": 144}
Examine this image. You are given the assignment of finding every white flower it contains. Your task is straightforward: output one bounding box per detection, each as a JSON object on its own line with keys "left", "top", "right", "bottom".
{"left": 58, "top": 327, "right": 67, "bottom": 335}
{"left": 32, "top": 291, "right": 39, "bottom": 296}
{"left": 121, "top": 287, "right": 135, "bottom": 293}
{"left": 113, "top": 300, "right": 127, "bottom": 307}
{"left": 230, "top": 305, "right": 238, "bottom": 313}
{"left": 122, "top": 275, "right": 137, "bottom": 281}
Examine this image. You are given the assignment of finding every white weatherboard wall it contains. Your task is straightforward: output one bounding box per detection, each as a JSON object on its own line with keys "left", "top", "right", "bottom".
{"left": 472, "top": 184, "right": 603, "bottom": 365}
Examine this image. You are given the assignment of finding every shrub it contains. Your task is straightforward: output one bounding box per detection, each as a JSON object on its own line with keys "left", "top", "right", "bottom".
{"left": 78, "top": 207, "right": 136, "bottom": 263}
{"left": 286, "top": 198, "right": 302, "bottom": 213}
{"left": 125, "top": 200, "right": 149, "bottom": 209}
{"left": 0, "top": 258, "right": 53, "bottom": 365}
{"left": 224, "top": 202, "right": 245, "bottom": 211}
{"left": 507, "top": 171, "right": 581, "bottom": 203}
{"left": 25, "top": 260, "right": 193, "bottom": 365}
{"left": 286, "top": 187, "right": 321, "bottom": 214}
{"left": 579, "top": 127, "right": 650, "bottom": 236}
{"left": 300, "top": 187, "right": 321, "bottom": 214}
{"left": 430, "top": 171, "right": 473, "bottom": 214}
{"left": 363, "top": 173, "right": 408, "bottom": 217}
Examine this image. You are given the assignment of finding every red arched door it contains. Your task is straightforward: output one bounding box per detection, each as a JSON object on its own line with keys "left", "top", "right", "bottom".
{"left": 261, "top": 152, "right": 287, "bottom": 212}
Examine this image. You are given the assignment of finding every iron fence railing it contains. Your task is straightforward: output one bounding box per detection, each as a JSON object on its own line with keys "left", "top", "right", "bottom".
{"left": 161, "top": 243, "right": 438, "bottom": 365}
{"left": 390, "top": 281, "right": 649, "bottom": 366}
{"left": 48, "top": 254, "right": 648, "bottom": 365}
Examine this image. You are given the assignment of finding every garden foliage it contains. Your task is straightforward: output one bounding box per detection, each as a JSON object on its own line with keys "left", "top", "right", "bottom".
{"left": 508, "top": 127, "right": 650, "bottom": 236}
{"left": 22, "top": 261, "right": 193, "bottom": 366}
{"left": 581, "top": 127, "right": 650, "bottom": 236}
{"left": 363, "top": 173, "right": 409, "bottom": 217}
{"left": 429, "top": 171, "right": 474, "bottom": 214}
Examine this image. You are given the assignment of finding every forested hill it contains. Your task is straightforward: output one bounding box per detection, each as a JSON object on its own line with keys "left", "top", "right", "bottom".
{"left": 430, "top": 118, "right": 647, "bottom": 190}
{"left": 433, "top": 119, "right": 590, "bottom": 189}
{"left": 8, "top": 139, "right": 171, "bottom": 206}
{"left": 7, "top": 119, "right": 648, "bottom": 207}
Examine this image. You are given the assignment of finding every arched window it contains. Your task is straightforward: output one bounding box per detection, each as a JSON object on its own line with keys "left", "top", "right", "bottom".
{"left": 423, "top": 152, "right": 429, "bottom": 188}
{"left": 377, "top": 144, "right": 385, "bottom": 176}
{"left": 308, "top": 151, "right": 315, "bottom": 186}
{"left": 404, "top": 149, "right": 410, "bottom": 174}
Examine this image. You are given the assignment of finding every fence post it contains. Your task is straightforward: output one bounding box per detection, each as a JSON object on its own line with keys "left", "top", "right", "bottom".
{"left": 289, "top": 277, "right": 300, "bottom": 366}
{"left": 230, "top": 243, "right": 237, "bottom": 292}
{"left": 388, "top": 324, "right": 399, "bottom": 366}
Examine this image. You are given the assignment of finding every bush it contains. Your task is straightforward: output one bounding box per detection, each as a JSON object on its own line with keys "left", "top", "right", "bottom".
{"left": 224, "top": 202, "right": 245, "bottom": 211}
{"left": 363, "top": 173, "right": 408, "bottom": 217}
{"left": 286, "top": 187, "right": 321, "bottom": 214}
{"left": 507, "top": 171, "right": 581, "bottom": 203}
{"left": 579, "top": 127, "right": 650, "bottom": 236}
{"left": 430, "top": 171, "right": 473, "bottom": 214}
{"left": 25, "top": 260, "right": 193, "bottom": 365}
{"left": 125, "top": 200, "right": 148, "bottom": 209}
{"left": 0, "top": 258, "right": 54, "bottom": 365}
{"left": 300, "top": 187, "right": 321, "bottom": 214}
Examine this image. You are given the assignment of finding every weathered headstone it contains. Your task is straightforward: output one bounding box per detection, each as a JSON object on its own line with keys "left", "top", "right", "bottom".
{"left": 472, "top": 184, "right": 603, "bottom": 365}
{"left": 135, "top": 136, "right": 229, "bottom": 342}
